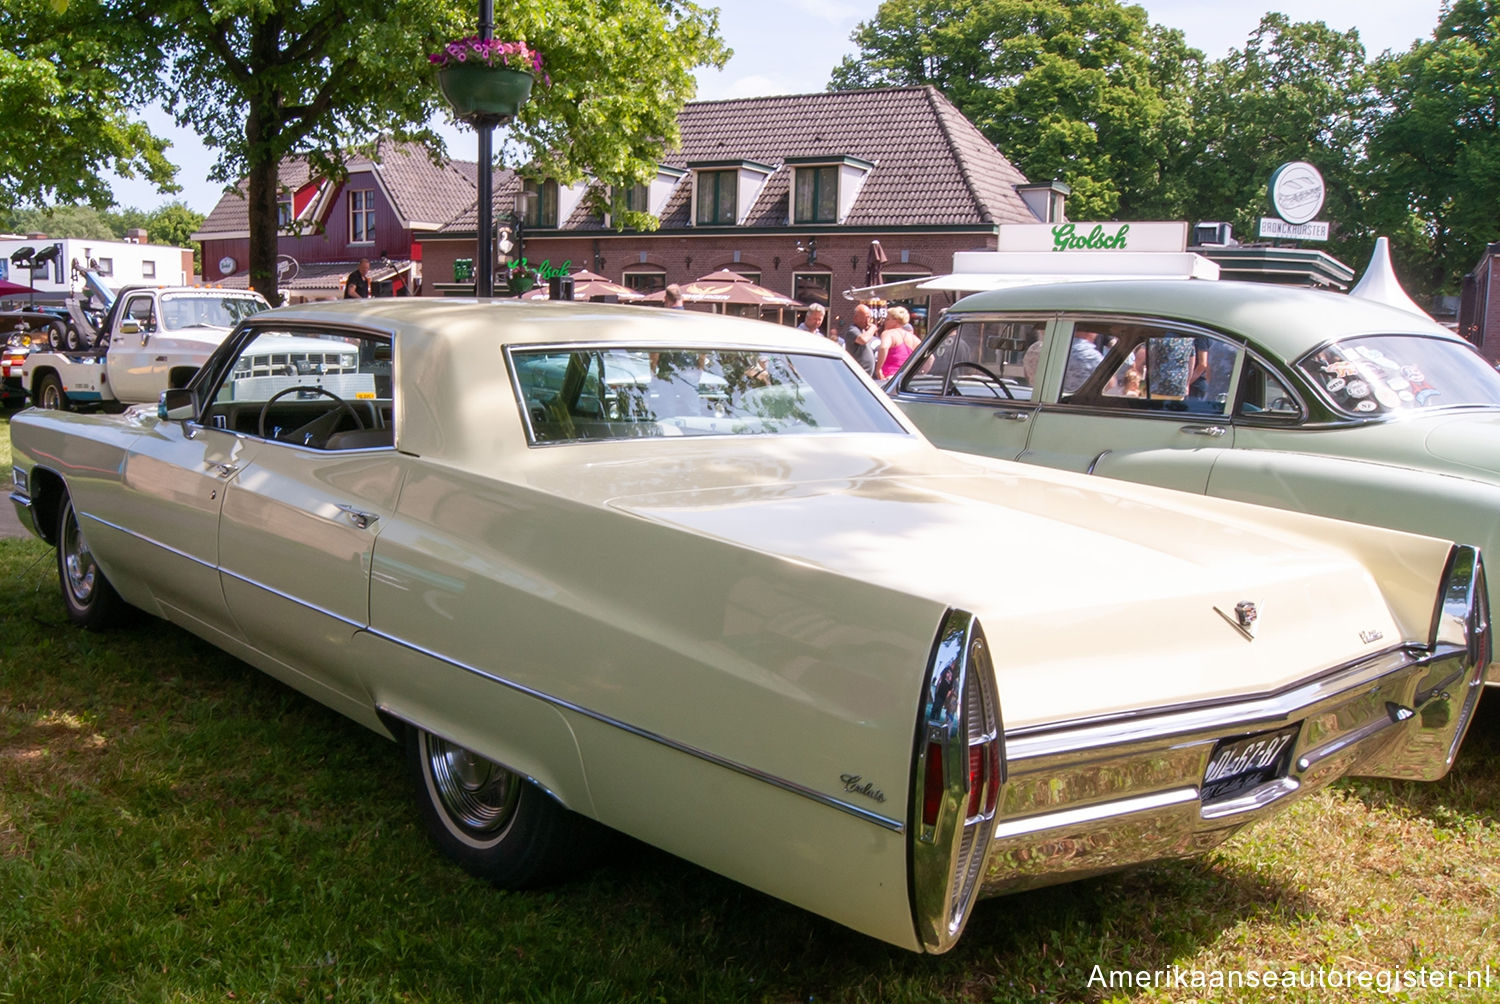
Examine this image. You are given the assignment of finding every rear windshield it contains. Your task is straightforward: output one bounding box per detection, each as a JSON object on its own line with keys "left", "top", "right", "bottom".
{"left": 1297, "top": 335, "right": 1500, "bottom": 415}
{"left": 512, "top": 347, "right": 906, "bottom": 444}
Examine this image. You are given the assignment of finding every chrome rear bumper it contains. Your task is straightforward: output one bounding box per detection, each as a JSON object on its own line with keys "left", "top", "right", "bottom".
{"left": 981, "top": 642, "right": 1484, "bottom": 896}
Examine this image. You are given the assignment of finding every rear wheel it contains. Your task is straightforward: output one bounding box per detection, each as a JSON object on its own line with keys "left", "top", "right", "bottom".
{"left": 405, "top": 726, "right": 598, "bottom": 888}
{"left": 56, "top": 495, "right": 125, "bottom": 629}
{"left": 36, "top": 372, "right": 68, "bottom": 410}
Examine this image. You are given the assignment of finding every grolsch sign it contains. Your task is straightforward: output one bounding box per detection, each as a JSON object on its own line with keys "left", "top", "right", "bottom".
{"left": 995, "top": 221, "right": 1189, "bottom": 254}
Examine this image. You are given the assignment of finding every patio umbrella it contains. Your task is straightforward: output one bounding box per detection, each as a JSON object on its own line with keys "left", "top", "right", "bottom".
{"left": 640, "top": 269, "right": 801, "bottom": 308}
{"left": 0, "top": 279, "right": 35, "bottom": 297}
{"left": 864, "top": 239, "right": 888, "bottom": 288}
{"left": 521, "top": 268, "right": 645, "bottom": 301}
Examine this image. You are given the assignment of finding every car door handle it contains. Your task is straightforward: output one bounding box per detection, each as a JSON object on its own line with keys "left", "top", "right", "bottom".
{"left": 208, "top": 462, "right": 239, "bottom": 478}
{"left": 1181, "top": 425, "right": 1226, "bottom": 437}
{"left": 335, "top": 504, "right": 380, "bottom": 530}
{"left": 995, "top": 410, "right": 1030, "bottom": 422}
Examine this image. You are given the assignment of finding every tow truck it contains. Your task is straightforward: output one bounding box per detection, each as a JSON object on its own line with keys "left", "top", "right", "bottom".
{"left": 23, "top": 270, "right": 269, "bottom": 410}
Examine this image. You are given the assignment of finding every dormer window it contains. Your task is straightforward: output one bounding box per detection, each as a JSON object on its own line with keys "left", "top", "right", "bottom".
{"left": 277, "top": 194, "right": 294, "bottom": 228}
{"left": 524, "top": 179, "right": 559, "bottom": 228}
{"left": 785, "top": 156, "right": 875, "bottom": 226}
{"left": 695, "top": 170, "right": 737, "bottom": 225}
{"left": 794, "top": 166, "right": 838, "bottom": 223}
{"left": 607, "top": 167, "right": 686, "bottom": 227}
{"left": 620, "top": 183, "right": 649, "bottom": 214}
{"left": 689, "top": 160, "right": 774, "bottom": 227}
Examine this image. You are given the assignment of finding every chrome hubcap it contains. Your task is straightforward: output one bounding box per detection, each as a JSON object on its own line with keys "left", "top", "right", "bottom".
{"left": 62, "top": 506, "right": 96, "bottom": 603}
{"left": 42, "top": 385, "right": 60, "bottom": 408}
{"left": 424, "top": 733, "right": 519, "bottom": 835}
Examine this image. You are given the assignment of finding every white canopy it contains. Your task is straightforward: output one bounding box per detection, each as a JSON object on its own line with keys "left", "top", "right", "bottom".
{"left": 845, "top": 250, "right": 1219, "bottom": 301}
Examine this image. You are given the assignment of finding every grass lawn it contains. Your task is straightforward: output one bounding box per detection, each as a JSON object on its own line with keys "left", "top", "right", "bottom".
{"left": 2, "top": 413, "right": 1498, "bottom": 1002}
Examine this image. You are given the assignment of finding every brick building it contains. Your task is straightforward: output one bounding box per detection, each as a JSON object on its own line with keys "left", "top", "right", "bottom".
{"left": 194, "top": 86, "right": 1062, "bottom": 329}
{"left": 423, "top": 85, "right": 1060, "bottom": 333}
{"left": 192, "top": 141, "right": 477, "bottom": 301}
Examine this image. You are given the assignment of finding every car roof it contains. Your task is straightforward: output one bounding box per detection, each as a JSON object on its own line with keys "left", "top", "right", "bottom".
{"left": 247, "top": 297, "right": 842, "bottom": 355}
{"left": 949, "top": 279, "right": 1460, "bottom": 359}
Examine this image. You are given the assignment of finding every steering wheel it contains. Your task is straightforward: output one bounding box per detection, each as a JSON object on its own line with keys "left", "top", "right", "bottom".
{"left": 949, "top": 360, "right": 1015, "bottom": 399}
{"left": 257, "top": 385, "right": 365, "bottom": 446}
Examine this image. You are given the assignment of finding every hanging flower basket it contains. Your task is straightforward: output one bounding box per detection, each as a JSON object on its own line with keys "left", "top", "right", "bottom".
{"left": 437, "top": 64, "right": 534, "bottom": 123}
{"left": 430, "top": 37, "right": 546, "bottom": 126}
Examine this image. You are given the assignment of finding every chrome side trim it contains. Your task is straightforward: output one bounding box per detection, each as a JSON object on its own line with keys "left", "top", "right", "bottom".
{"left": 84, "top": 513, "right": 903, "bottom": 831}
{"left": 363, "top": 626, "right": 905, "bottom": 834}
{"left": 991, "top": 787, "right": 1197, "bottom": 841}
{"left": 87, "top": 514, "right": 215, "bottom": 570}
{"left": 218, "top": 566, "right": 366, "bottom": 631}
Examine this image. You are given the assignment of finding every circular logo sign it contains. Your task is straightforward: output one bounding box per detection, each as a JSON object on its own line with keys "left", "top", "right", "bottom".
{"left": 275, "top": 254, "right": 300, "bottom": 283}
{"left": 1268, "top": 161, "right": 1325, "bottom": 225}
{"left": 217, "top": 255, "right": 238, "bottom": 275}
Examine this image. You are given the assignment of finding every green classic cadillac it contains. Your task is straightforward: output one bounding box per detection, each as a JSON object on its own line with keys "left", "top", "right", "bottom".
{"left": 890, "top": 279, "right": 1500, "bottom": 685}
{"left": 7, "top": 298, "right": 1490, "bottom": 953}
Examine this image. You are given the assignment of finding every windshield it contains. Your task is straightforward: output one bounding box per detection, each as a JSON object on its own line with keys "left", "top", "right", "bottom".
{"left": 159, "top": 293, "right": 267, "bottom": 331}
{"left": 1297, "top": 335, "right": 1500, "bottom": 416}
{"left": 513, "top": 347, "right": 907, "bottom": 444}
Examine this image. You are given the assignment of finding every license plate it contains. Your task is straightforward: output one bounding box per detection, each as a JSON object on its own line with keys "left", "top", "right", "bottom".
{"left": 1201, "top": 724, "right": 1300, "bottom": 803}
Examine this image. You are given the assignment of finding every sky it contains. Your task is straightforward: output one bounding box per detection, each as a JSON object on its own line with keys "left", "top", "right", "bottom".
{"left": 104, "top": 0, "right": 1447, "bottom": 215}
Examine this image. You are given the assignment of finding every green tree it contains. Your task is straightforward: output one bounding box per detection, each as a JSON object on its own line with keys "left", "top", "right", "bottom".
{"left": 830, "top": 0, "right": 1200, "bottom": 219}
{"left": 127, "top": 0, "right": 725, "bottom": 302}
{"left": 0, "top": 0, "right": 177, "bottom": 209}
{"left": 0, "top": 204, "right": 119, "bottom": 239}
{"left": 1364, "top": 0, "right": 1500, "bottom": 296}
{"left": 1185, "top": 14, "right": 1373, "bottom": 267}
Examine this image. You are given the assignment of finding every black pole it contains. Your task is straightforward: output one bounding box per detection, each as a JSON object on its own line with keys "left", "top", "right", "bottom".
{"left": 475, "top": 0, "right": 495, "bottom": 297}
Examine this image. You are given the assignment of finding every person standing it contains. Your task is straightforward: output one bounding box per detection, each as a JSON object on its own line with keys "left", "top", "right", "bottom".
{"left": 344, "top": 258, "right": 371, "bottom": 299}
{"left": 876, "top": 305, "right": 920, "bottom": 379}
{"left": 662, "top": 283, "right": 685, "bottom": 309}
{"left": 797, "top": 303, "right": 826, "bottom": 337}
{"left": 843, "top": 303, "right": 880, "bottom": 376}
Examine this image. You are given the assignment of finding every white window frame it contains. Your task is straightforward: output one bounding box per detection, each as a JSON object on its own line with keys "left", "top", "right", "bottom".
{"left": 349, "top": 189, "right": 376, "bottom": 245}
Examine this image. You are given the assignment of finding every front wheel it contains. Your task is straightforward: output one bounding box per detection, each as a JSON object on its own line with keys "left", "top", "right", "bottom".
{"left": 405, "top": 726, "right": 598, "bottom": 888}
{"left": 36, "top": 372, "right": 68, "bottom": 410}
{"left": 57, "top": 495, "right": 126, "bottom": 629}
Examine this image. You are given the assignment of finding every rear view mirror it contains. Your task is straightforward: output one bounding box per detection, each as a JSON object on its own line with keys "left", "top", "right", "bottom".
{"left": 158, "top": 388, "right": 194, "bottom": 421}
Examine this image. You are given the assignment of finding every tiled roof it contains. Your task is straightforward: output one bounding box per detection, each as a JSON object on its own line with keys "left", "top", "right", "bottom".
{"left": 195, "top": 139, "right": 475, "bottom": 235}
{"left": 435, "top": 168, "right": 521, "bottom": 233}
{"left": 202, "top": 87, "right": 1039, "bottom": 238}
{"left": 652, "top": 86, "right": 1037, "bottom": 229}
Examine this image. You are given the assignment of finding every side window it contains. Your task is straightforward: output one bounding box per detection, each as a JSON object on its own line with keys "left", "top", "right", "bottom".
{"left": 124, "top": 295, "right": 156, "bottom": 331}
{"left": 203, "top": 328, "right": 395, "bottom": 450}
{"left": 1066, "top": 322, "right": 1241, "bottom": 417}
{"left": 900, "top": 320, "right": 1042, "bottom": 400}
{"left": 1238, "top": 358, "right": 1302, "bottom": 419}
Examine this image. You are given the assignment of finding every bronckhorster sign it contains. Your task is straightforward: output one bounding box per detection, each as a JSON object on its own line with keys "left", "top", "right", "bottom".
{"left": 1268, "top": 162, "right": 1326, "bottom": 225}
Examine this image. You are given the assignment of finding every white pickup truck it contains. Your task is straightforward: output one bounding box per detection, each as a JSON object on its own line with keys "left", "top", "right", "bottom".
{"left": 24, "top": 284, "right": 269, "bottom": 409}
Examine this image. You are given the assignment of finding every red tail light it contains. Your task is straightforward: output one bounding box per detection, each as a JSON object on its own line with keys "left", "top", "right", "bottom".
{"left": 923, "top": 742, "right": 944, "bottom": 826}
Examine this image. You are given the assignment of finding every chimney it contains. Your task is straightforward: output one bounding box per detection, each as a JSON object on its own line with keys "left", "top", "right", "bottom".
{"left": 128, "top": 227, "right": 149, "bottom": 244}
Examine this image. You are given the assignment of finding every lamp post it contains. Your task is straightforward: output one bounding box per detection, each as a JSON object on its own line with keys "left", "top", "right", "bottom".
{"left": 475, "top": 0, "right": 496, "bottom": 297}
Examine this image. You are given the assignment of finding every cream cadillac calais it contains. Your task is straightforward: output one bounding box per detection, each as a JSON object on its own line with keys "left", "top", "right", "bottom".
{"left": 6, "top": 299, "right": 1489, "bottom": 953}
